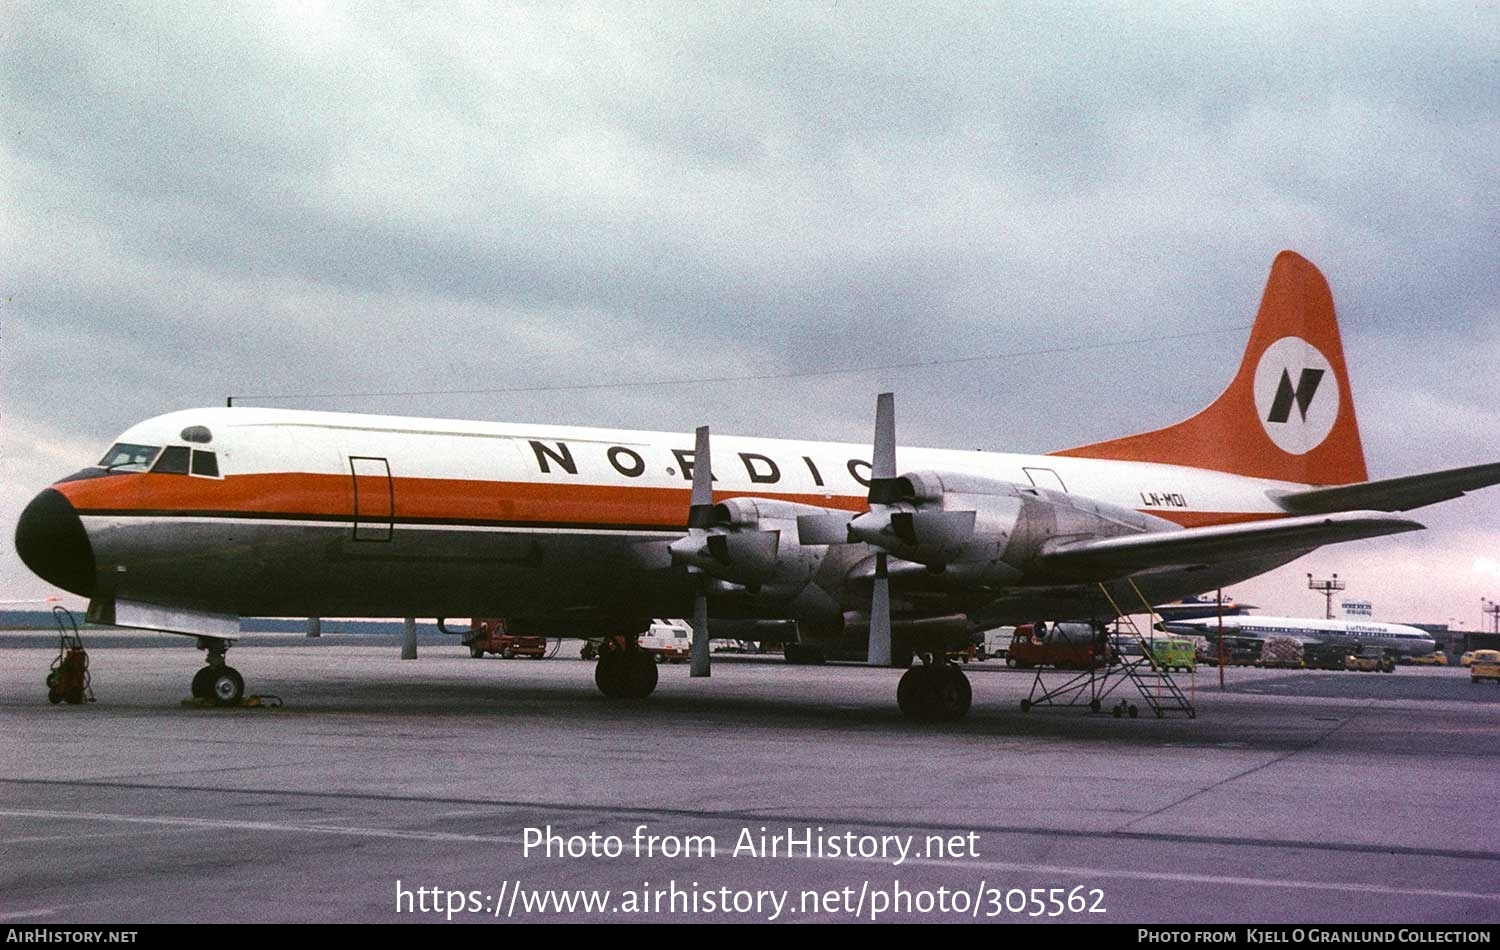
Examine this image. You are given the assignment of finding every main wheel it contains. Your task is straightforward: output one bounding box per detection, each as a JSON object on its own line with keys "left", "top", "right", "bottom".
{"left": 897, "top": 666, "right": 933, "bottom": 720}
{"left": 209, "top": 667, "right": 245, "bottom": 706}
{"left": 935, "top": 667, "right": 972, "bottom": 721}
{"left": 625, "top": 652, "right": 658, "bottom": 698}
{"left": 897, "top": 666, "right": 971, "bottom": 722}
{"left": 595, "top": 649, "right": 658, "bottom": 699}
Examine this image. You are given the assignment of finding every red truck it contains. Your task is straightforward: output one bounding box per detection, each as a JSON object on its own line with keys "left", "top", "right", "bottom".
{"left": 1005, "top": 623, "right": 1111, "bottom": 670}
{"left": 465, "top": 619, "right": 548, "bottom": 659}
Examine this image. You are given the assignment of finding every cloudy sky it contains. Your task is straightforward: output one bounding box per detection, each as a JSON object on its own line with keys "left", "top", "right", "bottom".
{"left": 3, "top": 2, "right": 1497, "bottom": 625}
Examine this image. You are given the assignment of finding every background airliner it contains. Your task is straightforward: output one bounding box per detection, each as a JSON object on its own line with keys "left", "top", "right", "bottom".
{"left": 14, "top": 252, "right": 1500, "bottom": 720}
{"left": 1158, "top": 614, "right": 1437, "bottom": 658}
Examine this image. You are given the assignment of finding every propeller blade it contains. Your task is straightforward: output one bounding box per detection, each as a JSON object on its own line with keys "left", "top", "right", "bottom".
{"left": 688, "top": 425, "right": 712, "bottom": 677}
{"left": 868, "top": 392, "right": 900, "bottom": 504}
{"left": 687, "top": 425, "right": 714, "bottom": 528}
{"left": 690, "top": 583, "right": 711, "bottom": 677}
{"left": 868, "top": 552, "right": 892, "bottom": 666}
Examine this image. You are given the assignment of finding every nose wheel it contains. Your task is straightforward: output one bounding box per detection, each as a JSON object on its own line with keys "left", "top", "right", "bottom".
{"left": 192, "top": 638, "right": 246, "bottom": 706}
{"left": 897, "top": 660, "right": 972, "bottom": 722}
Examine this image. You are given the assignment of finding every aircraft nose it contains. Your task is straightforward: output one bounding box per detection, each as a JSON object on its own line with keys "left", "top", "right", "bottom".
{"left": 14, "top": 488, "right": 95, "bottom": 597}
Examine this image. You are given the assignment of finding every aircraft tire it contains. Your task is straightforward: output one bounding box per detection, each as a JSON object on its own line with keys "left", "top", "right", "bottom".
{"left": 938, "top": 667, "right": 972, "bottom": 721}
{"left": 191, "top": 667, "right": 216, "bottom": 699}
{"left": 210, "top": 667, "right": 244, "bottom": 706}
{"left": 595, "top": 649, "right": 658, "bottom": 700}
{"left": 897, "top": 666, "right": 971, "bottom": 723}
{"left": 626, "top": 653, "right": 658, "bottom": 698}
{"left": 897, "top": 667, "right": 932, "bottom": 721}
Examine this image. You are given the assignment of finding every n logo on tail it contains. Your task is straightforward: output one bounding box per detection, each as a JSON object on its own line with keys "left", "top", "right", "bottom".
{"left": 1267, "top": 368, "right": 1326, "bottom": 424}
{"left": 1254, "top": 337, "right": 1339, "bottom": 456}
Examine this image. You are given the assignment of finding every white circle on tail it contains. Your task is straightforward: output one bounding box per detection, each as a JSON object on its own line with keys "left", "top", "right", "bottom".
{"left": 1253, "top": 336, "right": 1339, "bottom": 455}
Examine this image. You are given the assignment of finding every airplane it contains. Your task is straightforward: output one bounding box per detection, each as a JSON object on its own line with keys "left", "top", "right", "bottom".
{"left": 14, "top": 251, "right": 1500, "bottom": 721}
{"left": 1156, "top": 613, "right": 1438, "bottom": 658}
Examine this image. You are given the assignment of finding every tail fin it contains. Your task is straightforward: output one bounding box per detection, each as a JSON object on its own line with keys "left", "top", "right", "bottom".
{"left": 1054, "top": 251, "right": 1368, "bottom": 486}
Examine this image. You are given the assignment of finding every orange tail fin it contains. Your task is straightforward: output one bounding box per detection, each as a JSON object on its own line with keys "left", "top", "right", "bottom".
{"left": 1053, "top": 251, "right": 1368, "bottom": 486}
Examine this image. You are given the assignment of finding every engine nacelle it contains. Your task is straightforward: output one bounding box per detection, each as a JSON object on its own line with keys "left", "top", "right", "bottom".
{"left": 669, "top": 496, "right": 846, "bottom": 596}
{"left": 847, "top": 470, "right": 1159, "bottom": 585}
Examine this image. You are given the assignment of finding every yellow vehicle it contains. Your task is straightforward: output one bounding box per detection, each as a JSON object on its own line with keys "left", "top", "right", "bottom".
{"left": 1150, "top": 638, "right": 1197, "bottom": 672}
{"left": 1469, "top": 650, "right": 1500, "bottom": 684}
{"left": 1345, "top": 649, "right": 1395, "bottom": 673}
{"left": 1406, "top": 651, "right": 1447, "bottom": 666}
{"left": 1461, "top": 651, "right": 1479, "bottom": 667}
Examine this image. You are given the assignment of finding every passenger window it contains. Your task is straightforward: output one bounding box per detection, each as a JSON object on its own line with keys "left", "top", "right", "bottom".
{"left": 153, "top": 446, "right": 191, "bottom": 475}
{"left": 191, "top": 450, "right": 219, "bottom": 477}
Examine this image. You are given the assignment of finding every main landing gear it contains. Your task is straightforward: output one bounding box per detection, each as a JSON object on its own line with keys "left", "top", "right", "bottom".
{"left": 897, "top": 657, "right": 972, "bottom": 723}
{"left": 190, "top": 637, "right": 245, "bottom": 706}
{"left": 594, "top": 636, "right": 658, "bottom": 700}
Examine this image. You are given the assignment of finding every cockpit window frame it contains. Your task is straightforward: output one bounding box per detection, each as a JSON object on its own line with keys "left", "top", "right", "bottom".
{"left": 152, "top": 446, "right": 192, "bottom": 475}
{"left": 98, "top": 443, "right": 163, "bottom": 473}
{"left": 190, "top": 449, "right": 221, "bottom": 479}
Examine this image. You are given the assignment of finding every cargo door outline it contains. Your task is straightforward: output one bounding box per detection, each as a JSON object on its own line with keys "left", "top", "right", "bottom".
{"left": 349, "top": 456, "right": 395, "bottom": 542}
{"left": 1023, "top": 467, "right": 1068, "bottom": 493}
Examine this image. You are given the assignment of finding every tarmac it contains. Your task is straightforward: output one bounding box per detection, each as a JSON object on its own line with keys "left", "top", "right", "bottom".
{"left": 3, "top": 631, "right": 1498, "bottom": 924}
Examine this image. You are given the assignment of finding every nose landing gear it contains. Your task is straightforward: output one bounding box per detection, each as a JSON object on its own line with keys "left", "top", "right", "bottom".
{"left": 191, "top": 637, "right": 245, "bottom": 706}
{"left": 897, "top": 658, "right": 972, "bottom": 722}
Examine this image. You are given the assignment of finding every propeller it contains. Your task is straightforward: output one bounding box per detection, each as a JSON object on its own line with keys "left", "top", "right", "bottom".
{"left": 866, "top": 392, "right": 895, "bottom": 667}
{"left": 685, "top": 425, "right": 713, "bottom": 677}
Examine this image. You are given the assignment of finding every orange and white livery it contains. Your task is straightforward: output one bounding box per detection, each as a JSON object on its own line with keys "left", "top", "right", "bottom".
{"left": 15, "top": 251, "right": 1499, "bottom": 717}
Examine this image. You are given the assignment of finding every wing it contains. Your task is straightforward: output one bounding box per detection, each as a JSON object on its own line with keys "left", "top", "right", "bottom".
{"left": 1270, "top": 462, "right": 1500, "bottom": 515}
{"left": 1038, "top": 510, "right": 1422, "bottom": 578}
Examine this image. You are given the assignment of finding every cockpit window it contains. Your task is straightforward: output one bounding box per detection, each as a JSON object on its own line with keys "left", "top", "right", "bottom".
{"left": 191, "top": 450, "right": 219, "bottom": 477}
{"left": 98, "top": 443, "right": 162, "bottom": 472}
{"left": 153, "top": 446, "right": 191, "bottom": 474}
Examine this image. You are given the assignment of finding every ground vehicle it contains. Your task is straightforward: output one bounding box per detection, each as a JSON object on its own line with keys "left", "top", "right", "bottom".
{"left": 1460, "top": 651, "right": 1479, "bottom": 667}
{"left": 1303, "top": 643, "right": 1349, "bottom": 670}
{"left": 1405, "top": 651, "right": 1447, "bottom": 666}
{"left": 638, "top": 619, "right": 692, "bottom": 663}
{"left": 975, "top": 627, "right": 1014, "bottom": 662}
{"left": 1259, "top": 635, "right": 1304, "bottom": 669}
{"left": 1006, "top": 623, "right": 1109, "bottom": 670}
{"left": 1345, "top": 647, "right": 1395, "bottom": 673}
{"left": 465, "top": 619, "right": 548, "bottom": 659}
{"left": 1469, "top": 650, "right": 1500, "bottom": 683}
{"left": 1150, "top": 638, "right": 1197, "bottom": 672}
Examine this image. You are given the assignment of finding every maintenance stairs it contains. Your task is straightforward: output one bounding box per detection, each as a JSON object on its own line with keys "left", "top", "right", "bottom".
{"left": 1019, "top": 582, "right": 1196, "bottom": 719}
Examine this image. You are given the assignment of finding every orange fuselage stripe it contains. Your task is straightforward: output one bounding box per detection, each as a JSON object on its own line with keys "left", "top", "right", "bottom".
{"left": 55, "top": 471, "right": 1287, "bottom": 531}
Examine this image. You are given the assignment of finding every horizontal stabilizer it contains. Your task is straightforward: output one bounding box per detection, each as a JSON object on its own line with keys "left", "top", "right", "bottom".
{"left": 1270, "top": 462, "right": 1500, "bottom": 515}
{"left": 1039, "top": 511, "right": 1423, "bottom": 577}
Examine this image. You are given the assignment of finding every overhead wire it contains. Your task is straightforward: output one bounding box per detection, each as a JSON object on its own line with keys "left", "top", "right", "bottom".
{"left": 228, "top": 323, "right": 1250, "bottom": 406}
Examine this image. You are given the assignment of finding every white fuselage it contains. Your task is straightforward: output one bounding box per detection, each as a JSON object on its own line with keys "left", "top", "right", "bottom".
{"left": 1163, "top": 615, "right": 1437, "bottom": 656}
{"left": 40, "top": 406, "right": 1318, "bottom": 635}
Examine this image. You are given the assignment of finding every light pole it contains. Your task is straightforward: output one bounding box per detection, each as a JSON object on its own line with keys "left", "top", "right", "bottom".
{"left": 1308, "top": 573, "right": 1344, "bottom": 620}
{"left": 1483, "top": 598, "right": 1500, "bottom": 634}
